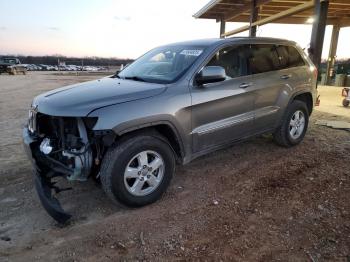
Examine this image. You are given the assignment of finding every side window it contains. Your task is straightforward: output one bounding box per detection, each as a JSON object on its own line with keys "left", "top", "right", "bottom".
{"left": 247, "top": 44, "right": 280, "bottom": 74}
{"left": 206, "top": 45, "right": 248, "bottom": 79}
{"left": 275, "top": 45, "right": 289, "bottom": 69}
{"left": 276, "top": 45, "right": 305, "bottom": 69}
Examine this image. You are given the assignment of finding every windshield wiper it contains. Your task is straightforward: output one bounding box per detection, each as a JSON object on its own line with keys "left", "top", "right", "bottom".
{"left": 123, "top": 76, "right": 147, "bottom": 82}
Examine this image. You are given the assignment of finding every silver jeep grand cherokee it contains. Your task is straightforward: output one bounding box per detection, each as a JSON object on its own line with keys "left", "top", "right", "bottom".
{"left": 23, "top": 37, "right": 317, "bottom": 223}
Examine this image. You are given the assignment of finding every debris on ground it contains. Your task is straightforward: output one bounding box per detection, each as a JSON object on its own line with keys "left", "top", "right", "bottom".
{"left": 140, "top": 231, "right": 145, "bottom": 246}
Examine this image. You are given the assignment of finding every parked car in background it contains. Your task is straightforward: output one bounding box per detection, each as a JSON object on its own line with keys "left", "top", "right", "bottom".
{"left": 0, "top": 57, "right": 27, "bottom": 75}
{"left": 23, "top": 37, "right": 317, "bottom": 223}
{"left": 19, "top": 64, "right": 105, "bottom": 72}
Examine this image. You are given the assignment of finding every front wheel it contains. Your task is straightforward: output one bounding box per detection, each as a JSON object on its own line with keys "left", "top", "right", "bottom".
{"left": 343, "top": 99, "right": 349, "bottom": 107}
{"left": 100, "top": 133, "right": 175, "bottom": 207}
{"left": 273, "top": 100, "right": 309, "bottom": 147}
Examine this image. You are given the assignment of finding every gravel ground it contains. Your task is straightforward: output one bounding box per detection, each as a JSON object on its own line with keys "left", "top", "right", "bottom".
{"left": 0, "top": 72, "right": 349, "bottom": 261}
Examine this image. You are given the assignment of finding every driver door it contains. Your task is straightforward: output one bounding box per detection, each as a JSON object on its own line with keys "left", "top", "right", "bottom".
{"left": 190, "top": 45, "right": 255, "bottom": 152}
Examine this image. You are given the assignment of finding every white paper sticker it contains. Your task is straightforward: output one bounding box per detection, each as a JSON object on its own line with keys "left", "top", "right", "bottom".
{"left": 180, "top": 49, "right": 203, "bottom": 56}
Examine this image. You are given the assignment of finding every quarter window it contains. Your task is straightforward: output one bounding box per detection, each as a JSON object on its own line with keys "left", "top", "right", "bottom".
{"left": 276, "top": 45, "right": 305, "bottom": 69}
{"left": 287, "top": 46, "right": 305, "bottom": 67}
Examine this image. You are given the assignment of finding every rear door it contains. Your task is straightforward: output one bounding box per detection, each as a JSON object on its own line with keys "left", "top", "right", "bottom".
{"left": 190, "top": 44, "right": 255, "bottom": 152}
{"left": 247, "top": 44, "right": 286, "bottom": 132}
{"left": 276, "top": 44, "right": 309, "bottom": 87}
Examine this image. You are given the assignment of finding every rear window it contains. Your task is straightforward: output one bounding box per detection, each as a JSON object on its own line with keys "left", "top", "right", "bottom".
{"left": 247, "top": 44, "right": 280, "bottom": 74}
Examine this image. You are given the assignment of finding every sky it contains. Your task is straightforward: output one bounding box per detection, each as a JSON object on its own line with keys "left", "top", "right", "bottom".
{"left": 0, "top": 0, "right": 349, "bottom": 59}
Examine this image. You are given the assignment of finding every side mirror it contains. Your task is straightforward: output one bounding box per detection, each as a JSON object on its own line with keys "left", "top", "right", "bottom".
{"left": 196, "top": 66, "right": 226, "bottom": 85}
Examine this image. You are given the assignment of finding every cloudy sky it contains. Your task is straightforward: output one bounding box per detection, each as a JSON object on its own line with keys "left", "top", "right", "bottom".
{"left": 0, "top": 0, "right": 349, "bottom": 59}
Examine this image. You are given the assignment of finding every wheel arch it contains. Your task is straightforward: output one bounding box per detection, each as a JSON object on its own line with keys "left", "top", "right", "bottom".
{"left": 291, "top": 91, "right": 314, "bottom": 115}
{"left": 112, "top": 120, "right": 186, "bottom": 164}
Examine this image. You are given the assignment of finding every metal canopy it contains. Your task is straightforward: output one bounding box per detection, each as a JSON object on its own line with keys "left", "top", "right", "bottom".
{"left": 194, "top": 0, "right": 349, "bottom": 81}
{"left": 194, "top": 0, "right": 350, "bottom": 27}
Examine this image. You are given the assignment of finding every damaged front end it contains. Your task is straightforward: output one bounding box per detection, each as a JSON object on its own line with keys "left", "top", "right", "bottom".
{"left": 23, "top": 109, "right": 114, "bottom": 223}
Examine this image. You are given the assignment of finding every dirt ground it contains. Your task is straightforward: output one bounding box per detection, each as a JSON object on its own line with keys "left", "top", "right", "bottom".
{"left": 0, "top": 72, "right": 349, "bottom": 261}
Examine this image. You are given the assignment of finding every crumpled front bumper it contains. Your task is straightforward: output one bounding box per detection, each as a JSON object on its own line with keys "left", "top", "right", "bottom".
{"left": 22, "top": 127, "right": 72, "bottom": 224}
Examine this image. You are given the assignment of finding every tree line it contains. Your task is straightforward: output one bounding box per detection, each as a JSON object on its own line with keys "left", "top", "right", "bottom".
{"left": 0, "top": 55, "right": 134, "bottom": 66}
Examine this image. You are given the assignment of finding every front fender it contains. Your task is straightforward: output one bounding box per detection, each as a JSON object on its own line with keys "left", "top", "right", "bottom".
{"left": 88, "top": 89, "right": 192, "bottom": 159}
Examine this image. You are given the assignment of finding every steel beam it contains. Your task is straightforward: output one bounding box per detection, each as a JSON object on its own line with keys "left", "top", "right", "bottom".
{"left": 220, "top": 18, "right": 226, "bottom": 38}
{"left": 223, "top": 0, "right": 270, "bottom": 22}
{"left": 249, "top": 0, "right": 259, "bottom": 36}
{"left": 325, "top": 24, "right": 340, "bottom": 85}
{"left": 309, "top": 0, "right": 329, "bottom": 69}
{"left": 222, "top": 0, "right": 315, "bottom": 37}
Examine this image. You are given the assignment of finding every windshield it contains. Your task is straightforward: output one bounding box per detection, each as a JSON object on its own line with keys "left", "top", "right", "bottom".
{"left": 118, "top": 45, "right": 206, "bottom": 84}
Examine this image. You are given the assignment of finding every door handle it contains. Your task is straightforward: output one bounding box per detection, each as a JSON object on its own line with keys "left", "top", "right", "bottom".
{"left": 239, "top": 82, "right": 252, "bottom": 88}
{"left": 280, "top": 74, "right": 291, "bottom": 80}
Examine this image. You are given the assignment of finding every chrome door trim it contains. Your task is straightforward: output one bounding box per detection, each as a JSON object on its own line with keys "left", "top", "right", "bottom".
{"left": 255, "top": 106, "right": 280, "bottom": 119}
{"left": 191, "top": 111, "right": 254, "bottom": 136}
{"left": 191, "top": 106, "right": 279, "bottom": 136}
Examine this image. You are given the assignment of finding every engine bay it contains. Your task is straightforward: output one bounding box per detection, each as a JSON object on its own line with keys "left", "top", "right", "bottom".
{"left": 33, "top": 114, "right": 100, "bottom": 181}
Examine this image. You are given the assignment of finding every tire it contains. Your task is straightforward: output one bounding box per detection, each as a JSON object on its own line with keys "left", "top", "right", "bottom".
{"left": 343, "top": 99, "right": 349, "bottom": 107}
{"left": 273, "top": 100, "right": 309, "bottom": 147}
{"left": 100, "top": 133, "right": 175, "bottom": 207}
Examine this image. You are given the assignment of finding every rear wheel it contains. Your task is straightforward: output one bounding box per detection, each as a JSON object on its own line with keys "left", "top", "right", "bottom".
{"left": 273, "top": 100, "right": 309, "bottom": 147}
{"left": 100, "top": 133, "right": 175, "bottom": 207}
{"left": 343, "top": 98, "right": 349, "bottom": 107}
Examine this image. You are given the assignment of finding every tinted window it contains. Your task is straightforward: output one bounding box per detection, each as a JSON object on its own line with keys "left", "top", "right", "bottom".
{"left": 207, "top": 45, "right": 248, "bottom": 79}
{"left": 287, "top": 46, "right": 305, "bottom": 67}
{"left": 276, "top": 45, "right": 305, "bottom": 69}
{"left": 247, "top": 44, "right": 280, "bottom": 74}
{"left": 275, "top": 45, "right": 289, "bottom": 69}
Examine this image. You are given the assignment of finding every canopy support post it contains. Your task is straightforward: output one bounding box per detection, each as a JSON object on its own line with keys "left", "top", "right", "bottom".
{"left": 249, "top": 0, "right": 258, "bottom": 37}
{"left": 325, "top": 24, "right": 340, "bottom": 85}
{"left": 309, "top": 0, "right": 329, "bottom": 69}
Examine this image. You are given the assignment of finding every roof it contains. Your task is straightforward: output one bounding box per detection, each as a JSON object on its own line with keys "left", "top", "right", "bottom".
{"left": 194, "top": 0, "right": 350, "bottom": 26}
{"left": 165, "top": 37, "right": 296, "bottom": 47}
{"left": 166, "top": 38, "right": 228, "bottom": 46}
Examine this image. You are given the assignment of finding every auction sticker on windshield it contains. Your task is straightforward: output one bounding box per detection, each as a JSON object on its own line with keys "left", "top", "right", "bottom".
{"left": 180, "top": 50, "right": 203, "bottom": 56}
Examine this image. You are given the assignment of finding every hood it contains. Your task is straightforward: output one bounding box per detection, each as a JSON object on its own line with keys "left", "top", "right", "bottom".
{"left": 33, "top": 77, "right": 167, "bottom": 116}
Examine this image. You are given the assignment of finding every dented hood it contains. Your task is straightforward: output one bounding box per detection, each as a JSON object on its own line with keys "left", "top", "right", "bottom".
{"left": 32, "top": 77, "right": 167, "bottom": 116}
